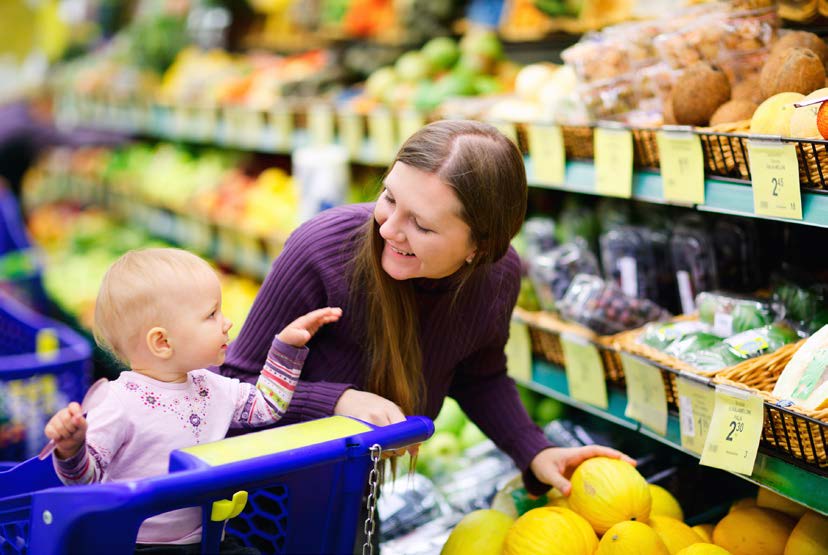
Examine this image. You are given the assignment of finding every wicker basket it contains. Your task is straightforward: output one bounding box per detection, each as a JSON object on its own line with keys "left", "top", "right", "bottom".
{"left": 561, "top": 125, "right": 595, "bottom": 160}
{"left": 514, "top": 307, "right": 625, "bottom": 384}
{"left": 713, "top": 340, "right": 828, "bottom": 471}
{"left": 631, "top": 128, "right": 660, "bottom": 169}
{"left": 696, "top": 121, "right": 751, "bottom": 181}
{"left": 788, "top": 139, "right": 828, "bottom": 190}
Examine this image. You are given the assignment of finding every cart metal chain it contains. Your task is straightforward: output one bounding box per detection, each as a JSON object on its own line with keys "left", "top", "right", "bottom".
{"left": 361, "top": 444, "right": 382, "bottom": 555}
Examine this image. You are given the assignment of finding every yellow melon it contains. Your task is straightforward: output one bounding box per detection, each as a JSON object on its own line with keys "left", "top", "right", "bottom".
{"left": 650, "top": 515, "right": 706, "bottom": 555}
{"left": 789, "top": 88, "right": 828, "bottom": 138}
{"left": 545, "top": 488, "right": 571, "bottom": 509}
{"left": 568, "top": 457, "right": 651, "bottom": 535}
{"left": 596, "top": 521, "right": 670, "bottom": 555}
{"left": 757, "top": 488, "right": 808, "bottom": 519}
{"left": 784, "top": 511, "right": 828, "bottom": 555}
{"left": 713, "top": 507, "right": 796, "bottom": 555}
{"left": 693, "top": 524, "right": 715, "bottom": 543}
{"left": 441, "top": 509, "right": 513, "bottom": 555}
{"left": 750, "top": 92, "right": 806, "bottom": 136}
{"left": 729, "top": 498, "right": 757, "bottom": 513}
{"left": 650, "top": 484, "right": 684, "bottom": 521}
{"left": 503, "top": 507, "right": 598, "bottom": 555}
{"left": 677, "top": 545, "right": 733, "bottom": 555}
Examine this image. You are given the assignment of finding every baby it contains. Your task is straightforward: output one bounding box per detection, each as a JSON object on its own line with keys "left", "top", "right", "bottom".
{"left": 44, "top": 247, "right": 341, "bottom": 550}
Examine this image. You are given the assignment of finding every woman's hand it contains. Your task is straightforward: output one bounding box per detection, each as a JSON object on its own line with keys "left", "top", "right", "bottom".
{"left": 530, "top": 445, "right": 637, "bottom": 496}
{"left": 334, "top": 390, "right": 418, "bottom": 457}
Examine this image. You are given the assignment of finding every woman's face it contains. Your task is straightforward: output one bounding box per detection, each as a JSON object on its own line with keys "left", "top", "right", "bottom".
{"left": 374, "top": 162, "right": 477, "bottom": 281}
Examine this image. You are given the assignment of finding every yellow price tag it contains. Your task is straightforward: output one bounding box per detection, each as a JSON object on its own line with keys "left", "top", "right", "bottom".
{"left": 271, "top": 105, "right": 294, "bottom": 149}
{"left": 561, "top": 334, "right": 608, "bottom": 409}
{"left": 193, "top": 106, "right": 218, "bottom": 141}
{"left": 493, "top": 122, "right": 518, "bottom": 145}
{"left": 36, "top": 328, "right": 60, "bottom": 361}
{"left": 657, "top": 130, "right": 705, "bottom": 204}
{"left": 505, "top": 321, "right": 533, "bottom": 383}
{"left": 239, "top": 109, "right": 265, "bottom": 148}
{"left": 398, "top": 111, "right": 425, "bottom": 145}
{"left": 527, "top": 124, "right": 566, "bottom": 186}
{"left": 676, "top": 374, "right": 715, "bottom": 455}
{"left": 369, "top": 110, "right": 397, "bottom": 164}
{"left": 338, "top": 112, "right": 364, "bottom": 158}
{"left": 622, "top": 354, "right": 667, "bottom": 436}
{"left": 700, "top": 385, "right": 764, "bottom": 475}
{"left": 748, "top": 141, "right": 803, "bottom": 220}
{"left": 595, "top": 127, "right": 633, "bottom": 198}
{"left": 309, "top": 104, "right": 335, "bottom": 146}
{"left": 236, "top": 233, "right": 263, "bottom": 276}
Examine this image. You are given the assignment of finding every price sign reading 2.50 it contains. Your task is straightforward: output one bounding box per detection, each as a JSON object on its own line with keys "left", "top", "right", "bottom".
{"left": 747, "top": 140, "right": 802, "bottom": 220}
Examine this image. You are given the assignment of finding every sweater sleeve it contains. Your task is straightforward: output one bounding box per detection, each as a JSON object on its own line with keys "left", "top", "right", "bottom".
{"left": 219, "top": 215, "right": 356, "bottom": 423}
{"left": 448, "top": 255, "right": 554, "bottom": 496}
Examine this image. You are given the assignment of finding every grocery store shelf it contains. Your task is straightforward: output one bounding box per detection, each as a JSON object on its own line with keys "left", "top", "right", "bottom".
{"left": 527, "top": 160, "right": 828, "bottom": 229}
{"left": 518, "top": 360, "right": 828, "bottom": 516}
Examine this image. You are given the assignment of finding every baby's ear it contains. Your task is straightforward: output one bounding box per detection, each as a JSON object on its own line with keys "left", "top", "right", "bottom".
{"left": 146, "top": 327, "right": 173, "bottom": 360}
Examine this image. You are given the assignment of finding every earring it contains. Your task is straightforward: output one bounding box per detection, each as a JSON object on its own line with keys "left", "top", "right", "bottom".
{"left": 465, "top": 255, "right": 474, "bottom": 265}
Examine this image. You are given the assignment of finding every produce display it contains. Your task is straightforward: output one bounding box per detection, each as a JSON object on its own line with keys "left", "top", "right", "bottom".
{"left": 773, "top": 324, "right": 828, "bottom": 410}
{"left": 527, "top": 239, "right": 600, "bottom": 313}
{"left": 697, "top": 292, "right": 774, "bottom": 338}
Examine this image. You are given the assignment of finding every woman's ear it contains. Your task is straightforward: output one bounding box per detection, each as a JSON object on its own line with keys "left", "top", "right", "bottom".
{"left": 146, "top": 327, "right": 173, "bottom": 360}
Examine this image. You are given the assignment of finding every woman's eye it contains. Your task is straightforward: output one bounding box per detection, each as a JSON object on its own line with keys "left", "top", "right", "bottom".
{"left": 415, "top": 221, "right": 432, "bottom": 233}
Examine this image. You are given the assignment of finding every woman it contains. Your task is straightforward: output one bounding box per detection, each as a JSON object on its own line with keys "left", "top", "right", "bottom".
{"left": 221, "top": 120, "right": 633, "bottom": 498}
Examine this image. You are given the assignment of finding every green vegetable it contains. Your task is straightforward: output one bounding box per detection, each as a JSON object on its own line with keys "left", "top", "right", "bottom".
{"left": 640, "top": 321, "right": 707, "bottom": 351}
{"left": 665, "top": 332, "right": 723, "bottom": 359}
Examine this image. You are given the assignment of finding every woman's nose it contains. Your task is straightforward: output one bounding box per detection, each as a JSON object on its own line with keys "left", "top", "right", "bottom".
{"left": 379, "top": 214, "right": 405, "bottom": 243}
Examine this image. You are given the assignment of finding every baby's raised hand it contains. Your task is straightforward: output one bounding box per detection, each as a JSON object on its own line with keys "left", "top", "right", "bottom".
{"left": 277, "top": 307, "right": 343, "bottom": 347}
{"left": 44, "top": 402, "right": 87, "bottom": 459}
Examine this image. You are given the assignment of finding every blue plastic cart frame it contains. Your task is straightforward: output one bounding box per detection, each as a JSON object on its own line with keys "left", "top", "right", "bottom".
{"left": 0, "top": 415, "right": 433, "bottom": 554}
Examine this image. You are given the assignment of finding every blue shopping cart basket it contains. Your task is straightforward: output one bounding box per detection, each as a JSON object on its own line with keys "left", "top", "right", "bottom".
{"left": 0, "top": 415, "right": 433, "bottom": 554}
{"left": 0, "top": 291, "right": 91, "bottom": 461}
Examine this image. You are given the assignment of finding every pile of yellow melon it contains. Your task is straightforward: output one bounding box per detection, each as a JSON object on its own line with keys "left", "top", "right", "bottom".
{"left": 441, "top": 457, "right": 827, "bottom": 555}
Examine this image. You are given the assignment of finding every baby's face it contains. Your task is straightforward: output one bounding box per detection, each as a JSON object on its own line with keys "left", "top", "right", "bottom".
{"left": 164, "top": 270, "right": 233, "bottom": 372}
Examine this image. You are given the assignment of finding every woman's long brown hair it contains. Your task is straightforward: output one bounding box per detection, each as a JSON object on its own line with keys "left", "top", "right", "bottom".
{"left": 350, "top": 120, "right": 528, "bottom": 415}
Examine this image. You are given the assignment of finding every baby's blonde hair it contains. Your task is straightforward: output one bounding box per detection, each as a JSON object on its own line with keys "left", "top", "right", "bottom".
{"left": 94, "top": 248, "right": 215, "bottom": 363}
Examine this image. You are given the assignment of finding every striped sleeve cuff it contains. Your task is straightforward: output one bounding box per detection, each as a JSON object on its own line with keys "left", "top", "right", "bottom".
{"left": 53, "top": 444, "right": 96, "bottom": 485}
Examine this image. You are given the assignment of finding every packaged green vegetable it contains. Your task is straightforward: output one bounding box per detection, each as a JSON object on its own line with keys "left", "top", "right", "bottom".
{"left": 677, "top": 323, "right": 799, "bottom": 372}
{"left": 696, "top": 292, "right": 773, "bottom": 337}
{"left": 639, "top": 320, "right": 709, "bottom": 351}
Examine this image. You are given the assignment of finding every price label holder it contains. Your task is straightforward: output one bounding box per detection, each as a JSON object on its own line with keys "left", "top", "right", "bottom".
{"left": 308, "top": 103, "right": 335, "bottom": 146}
{"left": 622, "top": 354, "right": 668, "bottom": 436}
{"left": 700, "top": 384, "right": 764, "bottom": 475}
{"left": 398, "top": 110, "right": 425, "bottom": 146}
{"left": 492, "top": 121, "right": 518, "bottom": 146}
{"left": 747, "top": 138, "right": 803, "bottom": 220}
{"left": 505, "top": 321, "right": 533, "bottom": 383}
{"left": 338, "top": 111, "right": 364, "bottom": 159}
{"left": 658, "top": 126, "right": 705, "bottom": 204}
{"left": 595, "top": 124, "right": 633, "bottom": 198}
{"left": 561, "top": 334, "right": 608, "bottom": 409}
{"left": 369, "top": 109, "right": 397, "bottom": 164}
{"left": 676, "top": 372, "right": 715, "bottom": 455}
{"left": 527, "top": 123, "right": 566, "bottom": 186}
{"left": 271, "top": 104, "right": 294, "bottom": 150}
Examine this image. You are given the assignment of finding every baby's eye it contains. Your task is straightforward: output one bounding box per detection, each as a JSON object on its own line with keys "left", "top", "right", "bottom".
{"left": 208, "top": 310, "right": 216, "bottom": 319}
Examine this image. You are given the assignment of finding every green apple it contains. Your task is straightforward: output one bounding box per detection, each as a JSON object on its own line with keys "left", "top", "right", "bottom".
{"left": 421, "top": 36, "right": 459, "bottom": 72}
{"left": 534, "top": 397, "right": 565, "bottom": 424}
{"left": 395, "top": 51, "right": 431, "bottom": 82}
{"left": 365, "top": 67, "right": 397, "bottom": 99}
{"left": 433, "top": 397, "right": 466, "bottom": 436}
{"left": 459, "top": 422, "right": 488, "bottom": 449}
{"left": 518, "top": 386, "right": 539, "bottom": 417}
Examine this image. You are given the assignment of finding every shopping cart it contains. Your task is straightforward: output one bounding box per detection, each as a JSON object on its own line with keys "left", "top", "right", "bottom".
{"left": 0, "top": 415, "right": 433, "bottom": 554}
{"left": 0, "top": 183, "right": 48, "bottom": 314}
{"left": 0, "top": 291, "right": 91, "bottom": 461}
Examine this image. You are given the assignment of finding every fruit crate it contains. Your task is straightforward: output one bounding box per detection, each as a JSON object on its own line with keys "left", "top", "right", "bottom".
{"left": 513, "top": 307, "right": 626, "bottom": 385}
{"left": 713, "top": 341, "right": 828, "bottom": 474}
{"left": 0, "top": 291, "right": 92, "bottom": 462}
{"left": 696, "top": 128, "right": 828, "bottom": 190}
{"left": 0, "top": 416, "right": 433, "bottom": 555}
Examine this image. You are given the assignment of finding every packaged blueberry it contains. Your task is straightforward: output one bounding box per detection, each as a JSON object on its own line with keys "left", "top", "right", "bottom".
{"left": 527, "top": 239, "right": 600, "bottom": 312}
{"left": 600, "top": 226, "right": 660, "bottom": 303}
{"left": 559, "top": 274, "right": 671, "bottom": 335}
{"left": 670, "top": 224, "right": 719, "bottom": 314}
{"left": 713, "top": 217, "right": 760, "bottom": 292}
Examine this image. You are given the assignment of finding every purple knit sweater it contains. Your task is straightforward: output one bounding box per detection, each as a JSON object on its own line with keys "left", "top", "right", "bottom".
{"left": 219, "top": 203, "right": 553, "bottom": 493}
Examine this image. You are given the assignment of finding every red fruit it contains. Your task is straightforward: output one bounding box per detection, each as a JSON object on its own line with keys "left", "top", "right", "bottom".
{"left": 817, "top": 101, "right": 828, "bottom": 139}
